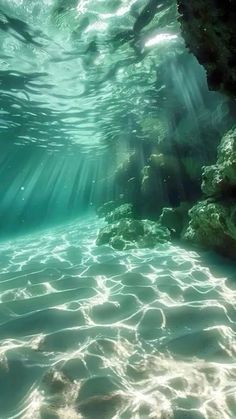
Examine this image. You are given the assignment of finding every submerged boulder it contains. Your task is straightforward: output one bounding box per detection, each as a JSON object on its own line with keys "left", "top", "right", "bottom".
{"left": 96, "top": 218, "right": 170, "bottom": 250}
{"left": 184, "top": 200, "right": 236, "bottom": 258}
{"left": 202, "top": 128, "right": 236, "bottom": 197}
{"left": 184, "top": 127, "right": 236, "bottom": 258}
{"left": 96, "top": 202, "right": 135, "bottom": 223}
{"left": 105, "top": 203, "right": 134, "bottom": 223}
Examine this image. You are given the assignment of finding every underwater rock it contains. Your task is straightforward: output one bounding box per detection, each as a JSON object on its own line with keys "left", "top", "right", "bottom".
{"left": 110, "top": 236, "right": 127, "bottom": 251}
{"left": 159, "top": 202, "right": 191, "bottom": 238}
{"left": 96, "top": 218, "right": 170, "bottom": 250}
{"left": 185, "top": 128, "right": 236, "bottom": 258}
{"left": 177, "top": 0, "right": 236, "bottom": 97}
{"left": 201, "top": 128, "right": 236, "bottom": 197}
{"left": 184, "top": 199, "right": 236, "bottom": 258}
{"left": 97, "top": 201, "right": 135, "bottom": 228}
{"left": 96, "top": 201, "right": 117, "bottom": 218}
{"left": 201, "top": 165, "right": 224, "bottom": 198}
{"left": 105, "top": 203, "right": 134, "bottom": 223}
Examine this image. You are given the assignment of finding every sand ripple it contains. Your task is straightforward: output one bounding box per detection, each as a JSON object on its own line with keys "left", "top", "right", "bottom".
{"left": 0, "top": 217, "right": 236, "bottom": 419}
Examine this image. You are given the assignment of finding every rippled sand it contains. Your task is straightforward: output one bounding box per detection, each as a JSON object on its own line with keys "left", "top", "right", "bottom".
{"left": 0, "top": 217, "right": 236, "bottom": 419}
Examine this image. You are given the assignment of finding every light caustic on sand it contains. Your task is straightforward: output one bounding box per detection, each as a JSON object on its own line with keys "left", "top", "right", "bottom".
{"left": 0, "top": 218, "right": 236, "bottom": 419}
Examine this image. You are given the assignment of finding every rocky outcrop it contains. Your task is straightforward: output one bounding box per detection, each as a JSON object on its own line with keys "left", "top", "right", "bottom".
{"left": 184, "top": 128, "right": 236, "bottom": 258}
{"left": 177, "top": 0, "right": 236, "bottom": 97}
{"left": 96, "top": 218, "right": 170, "bottom": 250}
{"left": 97, "top": 202, "right": 135, "bottom": 223}
{"left": 184, "top": 199, "right": 236, "bottom": 258}
{"left": 201, "top": 129, "right": 236, "bottom": 197}
{"left": 96, "top": 203, "right": 170, "bottom": 250}
{"left": 105, "top": 203, "right": 134, "bottom": 224}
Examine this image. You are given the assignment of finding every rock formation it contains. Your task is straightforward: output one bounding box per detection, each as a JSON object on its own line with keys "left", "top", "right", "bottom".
{"left": 96, "top": 203, "right": 170, "bottom": 250}
{"left": 177, "top": 0, "right": 236, "bottom": 97}
{"left": 184, "top": 127, "right": 236, "bottom": 258}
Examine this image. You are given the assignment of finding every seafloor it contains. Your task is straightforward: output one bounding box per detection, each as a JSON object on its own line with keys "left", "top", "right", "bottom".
{"left": 0, "top": 216, "right": 235, "bottom": 419}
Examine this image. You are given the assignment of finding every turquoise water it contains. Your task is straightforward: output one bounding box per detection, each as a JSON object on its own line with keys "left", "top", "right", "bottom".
{"left": 0, "top": 217, "right": 236, "bottom": 418}
{"left": 0, "top": 1, "right": 236, "bottom": 418}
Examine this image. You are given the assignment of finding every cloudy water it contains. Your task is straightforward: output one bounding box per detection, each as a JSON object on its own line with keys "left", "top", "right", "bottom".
{"left": 0, "top": 1, "right": 236, "bottom": 418}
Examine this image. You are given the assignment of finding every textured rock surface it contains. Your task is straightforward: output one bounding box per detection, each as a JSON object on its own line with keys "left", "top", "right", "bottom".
{"left": 105, "top": 203, "right": 134, "bottom": 224}
{"left": 202, "top": 128, "right": 236, "bottom": 197}
{"left": 184, "top": 128, "right": 236, "bottom": 258}
{"left": 184, "top": 200, "right": 236, "bottom": 258}
{"left": 177, "top": 0, "right": 236, "bottom": 97}
{"left": 96, "top": 218, "right": 170, "bottom": 250}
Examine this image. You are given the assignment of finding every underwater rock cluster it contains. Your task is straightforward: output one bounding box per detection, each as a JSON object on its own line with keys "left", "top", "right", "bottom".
{"left": 177, "top": 0, "right": 236, "bottom": 97}
{"left": 97, "top": 124, "right": 236, "bottom": 258}
{"left": 99, "top": 128, "right": 236, "bottom": 258}
{"left": 201, "top": 129, "right": 236, "bottom": 197}
{"left": 184, "top": 128, "right": 236, "bottom": 258}
{"left": 96, "top": 203, "right": 170, "bottom": 250}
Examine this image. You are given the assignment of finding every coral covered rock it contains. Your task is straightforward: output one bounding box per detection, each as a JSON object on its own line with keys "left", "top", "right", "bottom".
{"left": 96, "top": 218, "right": 170, "bottom": 250}
{"left": 184, "top": 127, "right": 236, "bottom": 258}
{"left": 202, "top": 128, "right": 236, "bottom": 197}
{"left": 184, "top": 200, "right": 236, "bottom": 258}
{"left": 105, "top": 203, "right": 134, "bottom": 224}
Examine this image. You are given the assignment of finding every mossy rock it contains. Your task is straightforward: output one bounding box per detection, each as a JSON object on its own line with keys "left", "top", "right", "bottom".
{"left": 96, "top": 218, "right": 170, "bottom": 250}
{"left": 184, "top": 199, "right": 236, "bottom": 258}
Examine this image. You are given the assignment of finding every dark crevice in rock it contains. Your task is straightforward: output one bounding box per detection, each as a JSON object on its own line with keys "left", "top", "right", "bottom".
{"left": 177, "top": 0, "right": 236, "bottom": 97}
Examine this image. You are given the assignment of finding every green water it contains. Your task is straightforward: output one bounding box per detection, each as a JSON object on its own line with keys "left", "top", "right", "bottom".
{"left": 0, "top": 1, "right": 236, "bottom": 418}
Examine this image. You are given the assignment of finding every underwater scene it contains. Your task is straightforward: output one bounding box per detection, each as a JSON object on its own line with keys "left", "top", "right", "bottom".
{"left": 0, "top": 0, "right": 236, "bottom": 418}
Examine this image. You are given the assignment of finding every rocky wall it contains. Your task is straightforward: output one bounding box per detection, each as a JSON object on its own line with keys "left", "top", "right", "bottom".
{"left": 177, "top": 0, "right": 236, "bottom": 97}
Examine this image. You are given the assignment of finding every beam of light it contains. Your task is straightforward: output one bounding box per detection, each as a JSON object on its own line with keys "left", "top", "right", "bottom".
{"left": 145, "top": 33, "right": 178, "bottom": 48}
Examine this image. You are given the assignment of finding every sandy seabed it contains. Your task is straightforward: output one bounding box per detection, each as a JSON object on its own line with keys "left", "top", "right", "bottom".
{"left": 0, "top": 217, "right": 235, "bottom": 419}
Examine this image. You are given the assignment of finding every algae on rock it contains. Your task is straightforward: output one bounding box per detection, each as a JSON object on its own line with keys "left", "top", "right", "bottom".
{"left": 96, "top": 218, "right": 170, "bottom": 250}
{"left": 105, "top": 203, "right": 134, "bottom": 224}
{"left": 202, "top": 128, "right": 236, "bottom": 197}
{"left": 184, "top": 200, "right": 236, "bottom": 258}
{"left": 96, "top": 203, "right": 170, "bottom": 250}
{"left": 184, "top": 127, "right": 236, "bottom": 258}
